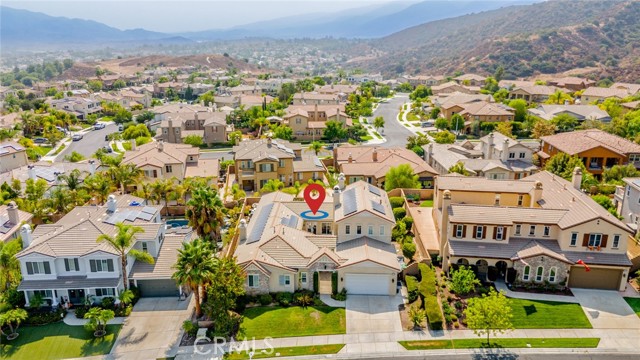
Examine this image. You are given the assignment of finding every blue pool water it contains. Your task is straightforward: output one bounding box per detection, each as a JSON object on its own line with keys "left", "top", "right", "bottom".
{"left": 166, "top": 219, "right": 189, "bottom": 227}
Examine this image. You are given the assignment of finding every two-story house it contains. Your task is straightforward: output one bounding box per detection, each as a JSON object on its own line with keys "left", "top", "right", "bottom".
{"left": 15, "top": 195, "right": 186, "bottom": 306}
{"left": 453, "top": 74, "right": 487, "bottom": 87}
{"left": 283, "top": 104, "right": 351, "bottom": 141}
{"left": 233, "top": 137, "right": 326, "bottom": 191}
{"left": 334, "top": 145, "right": 437, "bottom": 189}
{"left": 0, "top": 142, "right": 28, "bottom": 173}
{"left": 157, "top": 112, "right": 231, "bottom": 145}
{"left": 614, "top": 177, "right": 640, "bottom": 232}
{"left": 46, "top": 97, "right": 102, "bottom": 120}
{"left": 538, "top": 129, "right": 640, "bottom": 179}
{"left": 292, "top": 92, "right": 341, "bottom": 105}
{"left": 236, "top": 180, "right": 400, "bottom": 296}
{"left": 528, "top": 105, "right": 611, "bottom": 122}
{"left": 508, "top": 85, "right": 560, "bottom": 103}
{"left": 431, "top": 170, "right": 632, "bottom": 291}
{"left": 424, "top": 132, "right": 538, "bottom": 180}
{"left": 122, "top": 141, "right": 220, "bottom": 183}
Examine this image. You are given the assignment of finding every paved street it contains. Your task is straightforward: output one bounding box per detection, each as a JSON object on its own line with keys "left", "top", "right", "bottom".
{"left": 365, "top": 94, "right": 413, "bottom": 148}
{"left": 56, "top": 122, "right": 118, "bottom": 161}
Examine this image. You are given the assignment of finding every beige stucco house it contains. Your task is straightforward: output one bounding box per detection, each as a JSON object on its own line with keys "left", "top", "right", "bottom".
{"left": 0, "top": 142, "right": 29, "bottom": 173}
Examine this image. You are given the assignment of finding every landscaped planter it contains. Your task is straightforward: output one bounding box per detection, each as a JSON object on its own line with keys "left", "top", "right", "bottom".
{"left": 6, "top": 332, "right": 19, "bottom": 341}
{"left": 94, "top": 330, "right": 106, "bottom": 338}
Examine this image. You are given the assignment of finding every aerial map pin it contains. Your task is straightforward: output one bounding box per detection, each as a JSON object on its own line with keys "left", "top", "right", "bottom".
{"left": 303, "top": 183, "right": 326, "bottom": 215}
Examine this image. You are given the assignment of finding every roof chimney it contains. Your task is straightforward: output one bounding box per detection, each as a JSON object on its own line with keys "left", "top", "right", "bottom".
{"left": 426, "top": 143, "right": 433, "bottom": 164}
{"left": 20, "top": 224, "right": 32, "bottom": 248}
{"left": 267, "top": 136, "right": 272, "bottom": 147}
{"left": 338, "top": 173, "right": 346, "bottom": 190}
{"left": 486, "top": 133, "right": 494, "bottom": 160}
{"left": 7, "top": 201, "right": 19, "bottom": 226}
{"left": 571, "top": 167, "right": 582, "bottom": 190}
{"left": 501, "top": 139, "right": 510, "bottom": 162}
{"left": 348, "top": 153, "right": 352, "bottom": 164}
{"left": 333, "top": 185, "right": 341, "bottom": 209}
{"left": 194, "top": 111, "right": 198, "bottom": 121}
{"left": 440, "top": 190, "right": 451, "bottom": 263}
{"left": 157, "top": 140, "right": 164, "bottom": 152}
{"left": 372, "top": 148, "right": 378, "bottom": 162}
{"left": 238, "top": 219, "right": 247, "bottom": 242}
{"left": 107, "top": 194, "right": 117, "bottom": 213}
{"left": 531, "top": 181, "right": 543, "bottom": 207}
{"left": 28, "top": 165, "right": 36, "bottom": 180}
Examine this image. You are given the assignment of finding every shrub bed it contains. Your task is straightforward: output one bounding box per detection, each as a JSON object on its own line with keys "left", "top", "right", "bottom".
{"left": 393, "top": 207, "right": 406, "bottom": 220}
{"left": 406, "top": 276, "right": 419, "bottom": 303}
{"left": 389, "top": 197, "right": 405, "bottom": 208}
{"left": 418, "top": 263, "right": 443, "bottom": 330}
{"left": 25, "top": 307, "right": 67, "bottom": 325}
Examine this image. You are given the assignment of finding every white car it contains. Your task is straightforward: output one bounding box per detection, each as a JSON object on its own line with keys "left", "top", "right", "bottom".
{"left": 72, "top": 134, "right": 83, "bottom": 141}
{"left": 94, "top": 123, "right": 106, "bottom": 130}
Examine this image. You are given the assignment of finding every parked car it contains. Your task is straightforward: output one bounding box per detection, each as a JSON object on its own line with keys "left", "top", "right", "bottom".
{"left": 72, "top": 134, "right": 83, "bottom": 141}
{"left": 33, "top": 137, "right": 47, "bottom": 144}
{"left": 103, "top": 146, "right": 113, "bottom": 153}
{"left": 105, "top": 135, "right": 110, "bottom": 141}
{"left": 94, "top": 123, "right": 106, "bottom": 130}
{"left": 118, "top": 124, "right": 124, "bottom": 131}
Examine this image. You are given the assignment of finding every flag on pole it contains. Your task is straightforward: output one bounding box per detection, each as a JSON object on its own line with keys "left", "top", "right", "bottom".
{"left": 576, "top": 259, "right": 590, "bottom": 272}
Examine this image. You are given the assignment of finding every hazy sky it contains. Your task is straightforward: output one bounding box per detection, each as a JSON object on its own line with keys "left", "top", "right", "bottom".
{"left": 3, "top": 0, "right": 412, "bottom": 32}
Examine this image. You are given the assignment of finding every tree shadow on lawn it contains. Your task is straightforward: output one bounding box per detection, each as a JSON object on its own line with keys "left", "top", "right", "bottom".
{"left": 523, "top": 304, "right": 537, "bottom": 316}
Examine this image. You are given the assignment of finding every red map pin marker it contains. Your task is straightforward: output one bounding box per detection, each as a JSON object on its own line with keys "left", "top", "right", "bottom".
{"left": 303, "top": 183, "right": 326, "bottom": 215}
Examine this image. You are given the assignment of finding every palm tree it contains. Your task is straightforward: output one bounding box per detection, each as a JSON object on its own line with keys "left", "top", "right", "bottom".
{"left": 118, "top": 289, "right": 134, "bottom": 309}
{"left": 20, "top": 112, "right": 37, "bottom": 138}
{"left": 108, "top": 163, "right": 141, "bottom": 194}
{"left": 252, "top": 117, "right": 270, "bottom": 137}
{"left": 84, "top": 174, "right": 115, "bottom": 205}
{"left": 57, "top": 169, "right": 85, "bottom": 191}
{"left": 186, "top": 186, "right": 224, "bottom": 242}
{"left": 307, "top": 141, "right": 325, "bottom": 156}
{"left": 48, "top": 187, "right": 73, "bottom": 215}
{"left": 173, "top": 238, "right": 215, "bottom": 317}
{"left": 0, "top": 239, "right": 22, "bottom": 291}
{"left": 151, "top": 178, "right": 175, "bottom": 215}
{"left": 0, "top": 309, "right": 28, "bottom": 340}
{"left": 259, "top": 179, "right": 285, "bottom": 193}
{"left": 84, "top": 307, "right": 115, "bottom": 337}
{"left": 97, "top": 223, "right": 154, "bottom": 291}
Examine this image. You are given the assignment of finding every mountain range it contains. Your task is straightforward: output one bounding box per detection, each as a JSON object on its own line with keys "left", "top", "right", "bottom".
{"left": 0, "top": 1, "right": 534, "bottom": 47}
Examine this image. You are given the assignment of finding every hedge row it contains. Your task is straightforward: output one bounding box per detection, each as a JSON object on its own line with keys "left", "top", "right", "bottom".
{"left": 418, "top": 263, "right": 443, "bottom": 330}
{"left": 393, "top": 207, "right": 406, "bottom": 220}
{"left": 406, "top": 275, "right": 419, "bottom": 303}
{"left": 389, "top": 197, "right": 405, "bottom": 208}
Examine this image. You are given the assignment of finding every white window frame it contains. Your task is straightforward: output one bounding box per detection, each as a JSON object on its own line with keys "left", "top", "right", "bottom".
{"left": 570, "top": 232, "right": 578, "bottom": 247}
{"left": 543, "top": 226, "right": 550, "bottom": 237}
{"left": 64, "top": 258, "right": 80, "bottom": 272}
{"left": 494, "top": 194, "right": 500, "bottom": 206}
{"left": 519, "top": 152, "right": 526, "bottom": 159}
{"left": 300, "top": 272, "right": 308, "bottom": 284}
{"left": 368, "top": 225, "right": 373, "bottom": 236}
{"left": 517, "top": 195, "right": 524, "bottom": 206}
{"left": 95, "top": 288, "right": 115, "bottom": 297}
{"left": 475, "top": 226, "right": 484, "bottom": 239}
{"left": 588, "top": 233, "right": 602, "bottom": 247}
{"left": 508, "top": 152, "right": 515, "bottom": 159}
{"left": 496, "top": 226, "right": 504, "bottom": 240}
{"left": 535, "top": 266, "right": 544, "bottom": 282}
{"left": 613, "top": 234, "right": 620, "bottom": 249}
{"left": 356, "top": 225, "right": 362, "bottom": 235}
{"left": 529, "top": 225, "right": 536, "bottom": 236}
{"left": 515, "top": 224, "right": 521, "bottom": 235}
{"left": 90, "top": 259, "right": 114, "bottom": 273}
{"left": 455, "top": 224, "right": 464, "bottom": 238}
{"left": 379, "top": 225, "right": 385, "bottom": 235}
{"left": 548, "top": 267, "right": 557, "bottom": 283}
{"left": 523, "top": 265, "right": 530, "bottom": 281}
{"left": 141, "top": 242, "right": 148, "bottom": 253}
{"left": 345, "top": 225, "right": 350, "bottom": 235}
{"left": 248, "top": 274, "right": 259, "bottom": 288}
{"left": 26, "top": 261, "right": 51, "bottom": 275}
{"left": 279, "top": 274, "right": 291, "bottom": 286}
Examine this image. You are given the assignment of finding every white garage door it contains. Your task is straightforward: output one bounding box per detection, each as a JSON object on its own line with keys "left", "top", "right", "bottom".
{"left": 345, "top": 274, "right": 390, "bottom": 295}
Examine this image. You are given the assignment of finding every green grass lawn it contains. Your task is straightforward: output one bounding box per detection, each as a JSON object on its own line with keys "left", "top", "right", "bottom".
{"left": 27, "top": 146, "right": 52, "bottom": 160}
{"left": 399, "top": 338, "right": 600, "bottom": 350}
{"left": 361, "top": 135, "right": 373, "bottom": 141}
{"left": 420, "top": 200, "right": 433, "bottom": 207}
{"left": 624, "top": 297, "right": 640, "bottom": 317}
{"left": 0, "top": 322, "right": 121, "bottom": 360}
{"left": 226, "top": 344, "right": 345, "bottom": 359}
{"left": 242, "top": 306, "right": 345, "bottom": 339}
{"left": 508, "top": 299, "right": 592, "bottom": 329}
{"left": 407, "top": 112, "right": 420, "bottom": 121}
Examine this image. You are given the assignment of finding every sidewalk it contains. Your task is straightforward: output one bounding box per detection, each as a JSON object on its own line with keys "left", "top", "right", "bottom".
{"left": 319, "top": 294, "right": 345, "bottom": 307}
{"left": 63, "top": 310, "right": 126, "bottom": 326}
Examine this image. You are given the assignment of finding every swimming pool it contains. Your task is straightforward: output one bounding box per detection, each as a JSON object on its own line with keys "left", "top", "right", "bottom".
{"left": 166, "top": 219, "right": 189, "bottom": 227}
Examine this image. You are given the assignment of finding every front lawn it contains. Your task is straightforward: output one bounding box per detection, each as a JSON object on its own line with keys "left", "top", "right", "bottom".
{"left": 242, "top": 306, "right": 345, "bottom": 339}
{"left": 624, "top": 297, "right": 640, "bottom": 317}
{"left": 508, "top": 299, "right": 592, "bottom": 329}
{"left": 400, "top": 338, "right": 600, "bottom": 350}
{"left": 226, "top": 344, "right": 345, "bottom": 359}
{"left": 420, "top": 200, "right": 433, "bottom": 207}
{"left": 0, "top": 322, "right": 121, "bottom": 360}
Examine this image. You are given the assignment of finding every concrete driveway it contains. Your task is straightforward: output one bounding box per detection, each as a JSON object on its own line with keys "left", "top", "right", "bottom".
{"left": 345, "top": 295, "right": 403, "bottom": 334}
{"left": 110, "top": 296, "right": 193, "bottom": 359}
{"left": 571, "top": 288, "right": 640, "bottom": 329}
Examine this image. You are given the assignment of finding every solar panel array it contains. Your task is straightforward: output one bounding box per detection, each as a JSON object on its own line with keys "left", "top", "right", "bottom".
{"left": 0, "top": 215, "right": 10, "bottom": 234}
{"left": 104, "top": 209, "right": 155, "bottom": 225}
{"left": 368, "top": 185, "right": 381, "bottom": 196}
{"left": 371, "top": 200, "right": 386, "bottom": 215}
{"left": 280, "top": 215, "right": 299, "bottom": 228}
{"left": 35, "top": 167, "right": 63, "bottom": 182}
{"left": 247, "top": 203, "right": 273, "bottom": 244}
{"left": 274, "top": 141, "right": 295, "bottom": 155}
{"left": 342, "top": 188, "right": 357, "bottom": 216}
{"left": 313, "top": 157, "right": 323, "bottom": 168}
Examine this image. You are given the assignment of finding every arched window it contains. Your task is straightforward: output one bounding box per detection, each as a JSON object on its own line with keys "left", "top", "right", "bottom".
{"left": 548, "top": 267, "right": 557, "bottom": 283}
{"left": 535, "top": 266, "right": 544, "bottom": 282}
{"left": 522, "top": 265, "right": 531, "bottom": 281}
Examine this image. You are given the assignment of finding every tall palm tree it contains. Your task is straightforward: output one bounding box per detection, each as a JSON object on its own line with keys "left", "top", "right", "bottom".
{"left": 259, "top": 179, "right": 285, "bottom": 193}
{"left": 57, "top": 169, "right": 85, "bottom": 191}
{"left": 48, "top": 187, "right": 74, "bottom": 215}
{"left": 20, "top": 112, "right": 38, "bottom": 138}
{"left": 84, "top": 174, "right": 115, "bottom": 205}
{"left": 108, "top": 163, "right": 141, "bottom": 194}
{"left": 173, "top": 238, "right": 215, "bottom": 317}
{"left": 134, "top": 182, "right": 154, "bottom": 204}
{"left": 252, "top": 117, "right": 270, "bottom": 137}
{"left": 0, "top": 239, "right": 22, "bottom": 291}
{"left": 186, "top": 186, "right": 224, "bottom": 242}
{"left": 97, "top": 223, "right": 154, "bottom": 291}
{"left": 307, "top": 141, "right": 325, "bottom": 156}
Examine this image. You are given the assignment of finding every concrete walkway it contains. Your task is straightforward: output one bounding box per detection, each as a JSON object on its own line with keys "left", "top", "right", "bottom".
{"left": 63, "top": 310, "right": 126, "bottom": 326}
{"left": 571, "top": 288, "right": 640, "bottom": 329}
{"left": 621, "top": 283, "right": 640, "bottom": 298}
{"left": 319, "top": 294, "right": 345, "bottom": 307}
{"left": 494, "top": 280, "right": 578, "bottom": 303}
{"left": 345, "top": 295, "right": 403, "bottom": 334}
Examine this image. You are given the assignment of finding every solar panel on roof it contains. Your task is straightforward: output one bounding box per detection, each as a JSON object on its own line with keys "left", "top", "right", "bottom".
{"left": 35, "top": 168, "right": 57, "bottom": 182}
{"left": 103, "top": 214, "right": 118, "bottom": 225}
{"left": 368, "top": 185, "right": 381, "bottom": 196}
{"left": 371, "top": 200, "right": 386, "bottom": 215}
{"left": 0, "top": 215, "right": 10, "bottom": 234}
{"left": 141, "top": 207, "right": 156, "bottom": 214}
{"left": 138, "top": 212, "right": 154, "bottom": 221}
{"left": 280, "top": 215, "right": 299, "bottom": 228}
{"left": 126, "top": 211, "right": 140, "bottom": 222}
{"left": 247, "top": 203, "right": 273, "bottom": 244}
{"left": 313, "top": 157, "right": 322, "bottom": 168}
{"left": 342, "top": 188, "right": 357, "bottom": 215}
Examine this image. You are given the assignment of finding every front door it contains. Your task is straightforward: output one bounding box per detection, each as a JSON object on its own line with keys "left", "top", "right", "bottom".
{"left": 68, "top": 289, "right": 85, "bottom": 305}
